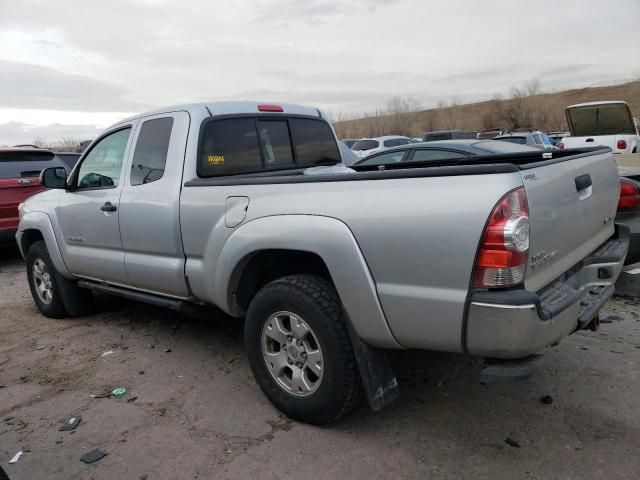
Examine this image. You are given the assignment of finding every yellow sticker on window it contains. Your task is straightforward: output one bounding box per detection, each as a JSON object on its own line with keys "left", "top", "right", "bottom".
{"left": 208, "top": 154, "right": 225, "bottom": 165}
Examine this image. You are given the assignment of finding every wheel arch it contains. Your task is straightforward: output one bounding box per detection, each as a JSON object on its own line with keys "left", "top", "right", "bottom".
{"left": 214, "top": 215, "right": 401, "bottom": 349}
{"left": 17, "top": 211, "right": 73, "bottom": 278}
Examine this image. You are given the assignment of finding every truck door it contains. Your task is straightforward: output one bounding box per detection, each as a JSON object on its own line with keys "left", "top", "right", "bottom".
{"left": 56, "top": 125, "right": 136, "bottom": 284}
{"left": 118, "top": 111, "right": 190, "bottom": 297}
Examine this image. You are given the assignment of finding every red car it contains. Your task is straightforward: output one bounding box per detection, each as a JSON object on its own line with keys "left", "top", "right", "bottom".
{"left": 0, "top": 148, "right": 69, "bottom": 245}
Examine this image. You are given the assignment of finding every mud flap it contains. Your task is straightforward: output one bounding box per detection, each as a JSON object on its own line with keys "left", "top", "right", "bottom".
{"left": 345, "top": 316, "right": 399, "bottom": 411}
{"left": 54, "top": 271, "right": 94, "bottom": 316}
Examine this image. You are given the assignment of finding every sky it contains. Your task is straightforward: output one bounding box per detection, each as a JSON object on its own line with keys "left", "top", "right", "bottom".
{"left": 0, "top": 0, "right": 638, "bottom": 144}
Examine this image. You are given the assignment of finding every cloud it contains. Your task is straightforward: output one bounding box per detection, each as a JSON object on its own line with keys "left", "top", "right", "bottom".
{"left": 0, "top": 60, "right": 152, "bottom": 112}
{"left": 0, "top": 121, "right": 103, "bottom": 146}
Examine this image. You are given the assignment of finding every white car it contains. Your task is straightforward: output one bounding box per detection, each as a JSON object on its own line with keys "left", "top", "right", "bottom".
{"left": 561, "top": 101, "right": 639, "bottom": 153}
{"left": 351, "top": 135, "right": 414, "bottom": 159}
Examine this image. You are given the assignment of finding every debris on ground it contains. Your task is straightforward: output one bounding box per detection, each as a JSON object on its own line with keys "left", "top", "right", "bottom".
{"left": 59, "top": 416, "right": 82, "bottom": 432}
{"left": 101, "top": 350, "right": 114, "bottom": 357}
{"left": 9, "top": 451, "right": 23, "bottom": 464}
{"left": 0, "top": 356, "right": 10, "bottom": 366}
{"left": 36, "top": 345, "right": 45, "bottom": 350}
{"left": 112, "top": 387, "right": 127, "bottom": 398}
{"left": 165, "top": 348, "right": 172, "bottom": 353}
{"left": 505, "top": 438, "right": 521, "bottom": 448}
{"left": 80, "top": 449, "right": 107, "bottom": 464}
{"left": 22, "top": 446, "right": 31, "bottom": 453}
{"left": 127, "top": 396, "right": 138, "bottom": 403}
{"left": 540, "top": 395, "right": 554, "bottom": 405}
{"left": 91, "top": 391, "right": 112, "bottom": 399}
{"left": 158, "top": 408, "right": 166, "bottom": 417}
{"left": 600, "top": 315, "right": 623, "bottom": 324}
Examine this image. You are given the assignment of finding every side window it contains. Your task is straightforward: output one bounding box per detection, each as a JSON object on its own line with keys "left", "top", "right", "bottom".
{"left": 289, "top": 118, "right": 341, "bottom": 167}
{"left": 130, "top": 117, "right": 174, "bottom": 186}
{"left": 76, "top": 128, "right": 131, "bottom": 189}
{"left": 359, "top": 150, "right": 407, "bottom": 166}
{"left": 383, "top": 139, "right": 395, "bottom": 147}
{"left": 256, "top": 120, "right": 294, "bottom": 168}
{"left": 198, "top": 119, "right": 262, "bottom": 177}
{"left": 411, "top": 149, "right": 466, "bottom": 162}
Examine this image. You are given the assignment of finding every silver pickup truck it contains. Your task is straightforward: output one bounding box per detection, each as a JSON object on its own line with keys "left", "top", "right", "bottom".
{"left": 17, "top": 101, "right": 628, "bottom": 424}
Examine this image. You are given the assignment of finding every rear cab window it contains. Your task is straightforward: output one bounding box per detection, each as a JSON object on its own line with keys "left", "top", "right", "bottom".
{"left": 197, "top": 116, "right": 340, "bottom": 177}
{"left": 0, "top": 151, "right": 59, "bottom": 179}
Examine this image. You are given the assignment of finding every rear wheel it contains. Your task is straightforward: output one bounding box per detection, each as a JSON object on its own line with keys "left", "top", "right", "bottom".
{"left": 245, "top": 274, "right": 361, "bottom": 424}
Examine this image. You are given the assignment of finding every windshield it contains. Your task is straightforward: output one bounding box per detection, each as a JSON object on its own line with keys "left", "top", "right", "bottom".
{"left": 351, "top": 140, "right": 379, "bottom": 151}
{"left": 0, "top": 151, "right": 56, "bottom": 179}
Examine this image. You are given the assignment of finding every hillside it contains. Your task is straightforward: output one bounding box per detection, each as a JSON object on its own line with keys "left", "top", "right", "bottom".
{"left": 334, "top": 81, "right": 640, "bottom": 139}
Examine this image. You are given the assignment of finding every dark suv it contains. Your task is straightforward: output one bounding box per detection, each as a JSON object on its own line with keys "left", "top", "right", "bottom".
{"left": 0, "top": 148, "right": 68, "bottom": 244}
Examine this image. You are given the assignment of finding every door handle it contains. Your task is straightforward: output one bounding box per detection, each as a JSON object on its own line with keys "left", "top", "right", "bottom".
{"left": 100, "top": 202, "right": 117, "bottom": 212}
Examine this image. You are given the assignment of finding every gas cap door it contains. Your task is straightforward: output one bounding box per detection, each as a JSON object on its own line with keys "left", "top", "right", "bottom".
{"left": 225, "top": 196, "right": 249, "bottom": 228}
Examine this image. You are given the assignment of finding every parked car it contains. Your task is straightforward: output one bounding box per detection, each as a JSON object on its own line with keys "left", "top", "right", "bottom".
{"left": 422, "top": 130, "right": 478, "bottom": 142}
{"left": 561, "top": 101, "right": 639, "bottom": 153}
{"left": 351, "top": 135, "right": 413, "bottom": 159}
{"left": 494, "top": 130, "right": 556, "bottom": 150}
{"left": 547, "top": 131, "right": 570, "bottom": 146}
{"left": 55, "top": 152, "right": 82, "bottom": 170}
{"left": 615, "top": 166, "right": 640, "bottom": 265}
{"left": 355, "top": 139, "right": 538, "bottom": 166}
{"left": 477, "top": 129, "right": 505, "bottom": 140}
{"left": 340, "top": 139, "right": 358, "bottom": 149}
{"left": 0, "top": 148, "right": 68, "bottom": 245}
{"left": 18, "top": 101, "right": 626, "bottom": 424}
{"left": 338, "top": 141, "right": 359, "bottom": 166}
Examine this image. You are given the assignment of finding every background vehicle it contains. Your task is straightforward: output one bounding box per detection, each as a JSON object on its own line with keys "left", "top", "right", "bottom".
{"left": 338, "top": 141, "right": 359, "bottom": 165}
{"left": 616, "top": 167, "right": 640, "bottom": 265}
{"left": 422, "top": 130, "right": 478, "bottom": 142}
{"left": 340, "top": 138, "right": 358, "bottom": 149}
{"left": 0, "top": 148, "right": 68, "bottom": 244}
{"left": 547, "top": 131, "right": 570, "bottom": 146}
{"left": 494, "top": 130, "right": 556, "bottom": 150}
{"left": 55, "top": 152, "right": 82, "bottom": 170}
{"left": 477, "top": 129, "right": 505, "bottom": 139}
{"left": 18, "top": 101, "right": 626, "bottom": 424}
{"left": 351, "top": 135, "right": 413, "bottom": 158}
{"left": 561, "top": 101, "right": 640, "bottom": 153}
{"left": 355, "top": 139, "right": 537, "bottom": 166}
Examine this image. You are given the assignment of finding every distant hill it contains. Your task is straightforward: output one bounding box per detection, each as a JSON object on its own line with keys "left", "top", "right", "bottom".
{"left": 334, "top": 81, "right": 640, "bottom": 139}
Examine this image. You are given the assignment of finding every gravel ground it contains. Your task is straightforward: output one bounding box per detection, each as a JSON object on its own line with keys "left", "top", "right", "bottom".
{"left": 1, "top": 246, "right": 639, "bottom": 479}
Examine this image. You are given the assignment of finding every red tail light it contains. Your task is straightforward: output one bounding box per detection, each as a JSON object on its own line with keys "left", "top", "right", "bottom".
{"left": 258, "top": 104, "right": 283, "bottom": 112}
{"left": 559, "top": 142, "right": 564, "bottom": 149}
{"left": 618, "top": 178, "right": 640, "bottom": 212}
{"left": 472, "top": 187, "right": 530, "bottom": 288}
{"left": 617, "top": 139, "right": 628, "bottom": 150}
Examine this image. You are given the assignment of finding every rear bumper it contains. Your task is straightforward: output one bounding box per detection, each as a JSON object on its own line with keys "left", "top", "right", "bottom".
{"left": 465, "top": 226, "right": 629, "bottom": 359}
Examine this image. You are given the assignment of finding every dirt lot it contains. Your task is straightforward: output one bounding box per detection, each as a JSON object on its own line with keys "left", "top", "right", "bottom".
{"left": 1, "top": 246, "right": 639, "bottom": 480}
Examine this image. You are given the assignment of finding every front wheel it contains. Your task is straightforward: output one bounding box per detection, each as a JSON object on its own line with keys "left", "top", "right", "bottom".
{"left": 26, "top": 241, "right": 68, "bottom": 318}
{"left": 244, "top": 274, "right": 361, "bottom": 424}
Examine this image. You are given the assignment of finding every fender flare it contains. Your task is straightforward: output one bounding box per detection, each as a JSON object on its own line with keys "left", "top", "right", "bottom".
{"left": 17, "top": 211, "right": 73, "bottom": 278}
{"left": 212, "top": 215, "right": 401, "bottom": 349}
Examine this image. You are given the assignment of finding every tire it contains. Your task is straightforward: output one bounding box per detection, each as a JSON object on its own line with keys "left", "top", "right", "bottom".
{"left": 26, "top": 241, "right": 93, "bottom": 318}
{"left": 245, "top": 274, "right": 361, "bottom": 424}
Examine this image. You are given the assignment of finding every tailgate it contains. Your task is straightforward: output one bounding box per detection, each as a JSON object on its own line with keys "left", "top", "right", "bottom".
{"left": 563, "top": 135, "right": 617, "bottom": 150}
{"left": 522, "top": 150, "right": 620, "bottom": 292}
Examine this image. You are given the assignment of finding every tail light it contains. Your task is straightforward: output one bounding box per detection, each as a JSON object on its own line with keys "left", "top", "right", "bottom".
{"left": 258, "top": 104, "right": 283, "bottom": 112}
{"left": 618, "top": 178, "right": 640, "bottom": 212}
{"left": 617, "top": 139, "right": 628, "bottom": 150}
{"left": 559, "top": 142, "right": 564, "bottom": 149}
{"left": 472, "top": 187, "right": 530, "bottom": 288}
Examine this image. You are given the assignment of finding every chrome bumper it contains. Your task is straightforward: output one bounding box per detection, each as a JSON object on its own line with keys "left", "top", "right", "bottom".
{"left": 465, "top": 226, "right": 629, "bottom": 359}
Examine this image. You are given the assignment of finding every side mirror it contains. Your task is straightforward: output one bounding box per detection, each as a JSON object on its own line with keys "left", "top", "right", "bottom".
{"left": 40, "top": 167, "right": 68, "bottom": 189}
